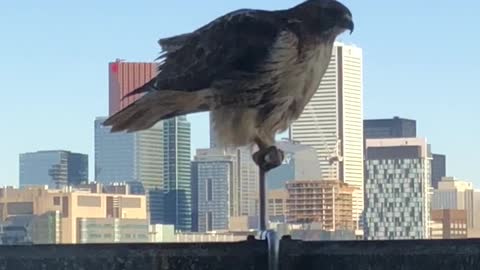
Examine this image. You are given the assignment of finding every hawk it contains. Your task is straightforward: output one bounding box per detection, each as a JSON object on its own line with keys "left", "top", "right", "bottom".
{"left": 104, "top": 0, "right": 354, "bottom": 171}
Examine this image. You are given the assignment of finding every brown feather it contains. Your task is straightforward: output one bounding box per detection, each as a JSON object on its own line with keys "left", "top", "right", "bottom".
{"left": 103, "top": 90, "right": 212, "bottom": 132}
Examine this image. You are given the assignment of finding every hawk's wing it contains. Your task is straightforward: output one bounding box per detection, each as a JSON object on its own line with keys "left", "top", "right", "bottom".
{"left": 157, "top": 9, "right": 256, "bottom": 53}
{"left": 128, "top": 9, "right": 289, "bottom": 97}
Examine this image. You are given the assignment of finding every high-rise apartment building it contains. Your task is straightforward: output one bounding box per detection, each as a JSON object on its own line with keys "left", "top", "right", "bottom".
{"left": 94, "top": 117, "right": 164, "bottom": 191}
{"left": 19, "top": 151, "right": 88, "bottom": 188}
{"left": 191, "top": 148, "right": 234, "bottom": 232}
{"left": 364, "top": 117, "right": 417, "bottom": 139}
{"left": 364, "top": 138, "right": 431, "bottom": 240}
{"left": 364, "top": 117, "right": 447, "bottom": 190}
{"left": 163, "top": 116, "right": 192, "bottom": 232}
{"left": 286, "top": 180, "right": 355, "bottom": 231}
{"left": 109, "top": 60, "right": 156, "bottom": 116}
{"left": 290, "top": 42, "right": 364, "bottom": 226}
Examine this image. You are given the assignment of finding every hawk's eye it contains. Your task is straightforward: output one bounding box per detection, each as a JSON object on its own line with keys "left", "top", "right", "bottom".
{"left": 326, "top": 2, "right": 349, "bottom": 19}
{"left": 327, "top": 6, "right": 344, "bottom": 19}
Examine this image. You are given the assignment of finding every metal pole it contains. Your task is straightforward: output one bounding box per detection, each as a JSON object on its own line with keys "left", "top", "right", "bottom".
{"left": 259, "top": 167, "right": 267, "bottom": 232}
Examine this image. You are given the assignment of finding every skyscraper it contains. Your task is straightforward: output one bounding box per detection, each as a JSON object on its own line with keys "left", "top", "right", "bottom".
{"left": 209, "top": 112, "right": 218, "bottom": 148}
{"left": 290, "top": 42, "right": 364, "bottom": 226}
{"left": 364, "top": 117, "right": 446, "bottom": 189}
{"left": 235, "top": 147, "right": 259, "bottom": 217}
{"left": 163, "top": 116, "right": 192, "bottom": 231}
{"left": 209, "top": 114, "right": 258, "bottom": 218}
{"left": 66, "top": 153, "right": 89, "bottom": 186}
{"left": 105, "top": 59, "right": 194, "bottom": 231}
{"left": 431, "top": 154, "right": 447, "bottom": 189}
{"left": 364, "top": 138, "right": 431, "bottom": 240}
{"left": 94, "top": 117, "right": 164, "bottom": 190}
{"left": 191, "top": 148, "right": 235, "bottom": 232}
{"left": 108, "top": 59, "right": 156, "bottom": 116}
{"left": 364, "top": 117, "right": 417, "bottom": 139}
{"left": 19, "top": 150, "right": 88, "bottom": 188}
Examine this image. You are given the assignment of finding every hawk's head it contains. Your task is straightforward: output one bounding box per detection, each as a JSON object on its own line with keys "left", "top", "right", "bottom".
{"left": 294, "top": 0, "right": 354, "bottom": 37}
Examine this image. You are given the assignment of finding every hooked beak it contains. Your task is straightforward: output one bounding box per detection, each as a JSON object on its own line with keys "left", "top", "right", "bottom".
{"left": 340, "top": 15, "right": 354, "bottom": 34}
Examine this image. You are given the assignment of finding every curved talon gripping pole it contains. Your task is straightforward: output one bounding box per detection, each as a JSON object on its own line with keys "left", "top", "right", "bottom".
{"left": 252, "top": 145, "right": 284, "bottom": 232}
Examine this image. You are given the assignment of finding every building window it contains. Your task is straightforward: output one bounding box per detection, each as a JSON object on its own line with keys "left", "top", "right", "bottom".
{"left": 62, "top": 196, "right": 69, "bottom": 218}
{"left": 207, "top": 212, "right": 213, "bottom": 231}
{"left": 77, "top": 196, "right": 101, "bottom": 207}
{"left": 53, "top": 197, "right": 61, "bottom": 206}
{"left": 207, "top": 178, "right": 213, "bottom": 201}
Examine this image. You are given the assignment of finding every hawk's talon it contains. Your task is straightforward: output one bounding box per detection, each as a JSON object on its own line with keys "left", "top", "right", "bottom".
{"left": 253, "top": 146, "right": 284, "bottom": 172}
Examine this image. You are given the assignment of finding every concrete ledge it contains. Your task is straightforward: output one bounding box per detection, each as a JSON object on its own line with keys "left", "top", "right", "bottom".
{"left": 0, "top": 238, "right": 267, "bottom": 270}
{"left": 279, "top": 237, "right": 480, "bottom": 270}
{"left": 3, "top": 238, "right": 480, "bottom": 270}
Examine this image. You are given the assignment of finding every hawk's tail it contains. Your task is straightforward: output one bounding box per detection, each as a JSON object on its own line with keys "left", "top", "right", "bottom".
{"left": 103, "top": 89, "right": 212, "bottom": 133}
{"left": 122, "top": 78, "right": 157, "bottom": 99}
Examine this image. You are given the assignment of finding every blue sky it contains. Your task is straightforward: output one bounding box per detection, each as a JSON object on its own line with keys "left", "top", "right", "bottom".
{"left": 0, "top": 0, "right": 478, "bottom": 187}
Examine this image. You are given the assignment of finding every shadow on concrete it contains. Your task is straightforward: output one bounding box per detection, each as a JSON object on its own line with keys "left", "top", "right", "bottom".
{"left": 0, "top": 237, "right": 267, "bottom": 270}
{"left": 279, "top": 237, "right": 480, "bottom": 270}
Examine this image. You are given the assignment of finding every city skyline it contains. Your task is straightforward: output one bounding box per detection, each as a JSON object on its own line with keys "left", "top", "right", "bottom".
{"left": 0, "top": 0, "right": 479, "bottom": 187}
{"left": 290, "top": 42, "right": 364, "bottom": 227}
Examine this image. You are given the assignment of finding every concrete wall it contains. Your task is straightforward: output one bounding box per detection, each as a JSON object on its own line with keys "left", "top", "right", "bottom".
{"left": 279, "top": 237, "right": 480, "bottom": 270}
{"left": 2, "top": 237, "right": 480, "bottom": 269}
{"left": 0, "top": 239, "right": 267, "bottom": 270}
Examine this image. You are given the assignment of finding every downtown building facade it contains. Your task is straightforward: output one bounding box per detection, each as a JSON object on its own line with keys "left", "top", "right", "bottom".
{"left": 191, "top": 147, "right": 260, "bottom": 232}
{"left": 364, "top": 117, "right": 446, "bottom": 190}
{"left": 431, "top": 154, "right": 447, "bottom": 189}
{"left": 430, "top": 209, "right": 467, "bottom": 239}
{"left": 108, "top": 59, "right": 157, "bottom": 116}
{"left": 229, "top": 147, "right": 259, "bottom": 217}
{"left": 19, "top": 150, "right": 88, "bottom": 188}
{"left": 100, "top": 59, "right": 165, "bottom": 191}
{"left": 432, "top": 177, "right": 480, "bottom": 231}
{"left": 209, "top": 114, "right": 259, "bottom": 219}
{"left": 364, "top": 138, "right": 432, "bottom": 240}
{"left": 95, "top": 60, "right": 193, "bottom": 231}
{"left": 0, "top": 186, "right": 147, "bottom": 244}
{"left": 95, "top": 117, "right": 192, "bottom": 231}
{"left": 364, "top": 117, "right": 416, "bottom": 139}
{"left": 191, "top": 148, "right": 234, "bottom": 232}
{"left": 162, "top": 116, "right": 192, "bottom": 232}
{"left": 289, "top": 42, "right": 364, "bottom": 227}
{"left": 285, "top": 180, "right": 355, "bottom": 232}
{"left": 94, "top": 117, "right": 164, "bottom": 190}
{"left": 267, "top": 189, "right": 288, "bottom": 223}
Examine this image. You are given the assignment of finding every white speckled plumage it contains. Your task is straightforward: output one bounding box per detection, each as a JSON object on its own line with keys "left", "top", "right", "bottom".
{"left": 211, "top": 33, "right": 334, "bottom": 148}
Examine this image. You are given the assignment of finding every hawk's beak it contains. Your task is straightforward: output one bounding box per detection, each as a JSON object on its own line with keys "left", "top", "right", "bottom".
{"left": 341, "top": 15, "right": 354, "bottom": 34}
{"left": 347, "top": 20, "right": 354, "bottom": 34}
